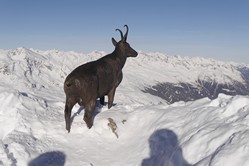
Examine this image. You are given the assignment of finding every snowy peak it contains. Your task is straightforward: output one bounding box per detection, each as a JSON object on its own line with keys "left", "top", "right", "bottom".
{"left": 7, "top": 47, "right": 47, "bottom": 61}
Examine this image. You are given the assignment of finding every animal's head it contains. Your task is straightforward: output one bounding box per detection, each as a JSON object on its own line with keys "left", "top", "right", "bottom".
{"left": 112, "top": 25, "right": 138, "bottom": 57}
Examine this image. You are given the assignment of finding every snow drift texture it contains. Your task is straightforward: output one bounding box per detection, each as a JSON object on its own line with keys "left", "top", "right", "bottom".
{"left": 0, "top": 47, "right": 249, "bottom": 166}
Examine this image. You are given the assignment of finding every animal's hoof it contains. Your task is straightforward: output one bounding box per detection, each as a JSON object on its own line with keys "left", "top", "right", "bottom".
{"left": 66, "top": 127, "right": 70, "bottom": 133}
{"left": 84, "top": 117, "right": 93, "bottom": 129}
{"left": 85, "top": 120, "right": 93, "bottom": 129}
{"left": 87, "top": 123, "right": 93, "bottom": 129}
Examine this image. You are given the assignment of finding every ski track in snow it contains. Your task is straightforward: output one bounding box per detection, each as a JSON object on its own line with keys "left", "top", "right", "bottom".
{"left": 0, "top": 48, "right": 249, "bottom": 166}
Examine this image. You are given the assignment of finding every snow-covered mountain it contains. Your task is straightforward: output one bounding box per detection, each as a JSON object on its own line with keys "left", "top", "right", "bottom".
{"left": 0, "top": 47, "right": 249, "bottom": 166}
{"left": 137, "top": 52, "right": 249, "bottom": 103}
{"left": 1, "top": 47, "right": 249, "bottom": 104}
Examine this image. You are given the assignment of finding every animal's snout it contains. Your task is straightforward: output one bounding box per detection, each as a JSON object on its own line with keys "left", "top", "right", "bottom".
{"left": 130, "top": 48, "right": 138, "bottom": 57}
{"left": 134, "top": 50, "right": 138, "bottom": 57}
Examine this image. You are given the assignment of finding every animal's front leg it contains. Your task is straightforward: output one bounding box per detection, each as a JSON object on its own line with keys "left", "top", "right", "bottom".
{"left": 107, "top": 88, "right": 116, "bottom": 109}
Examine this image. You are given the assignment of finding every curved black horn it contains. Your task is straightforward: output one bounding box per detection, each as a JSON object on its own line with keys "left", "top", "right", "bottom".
{"left": 123, "top": 25, "right": 129, "bottom": 41}
{"left": 115, "top": 28, "right": 123, "bottom": 40}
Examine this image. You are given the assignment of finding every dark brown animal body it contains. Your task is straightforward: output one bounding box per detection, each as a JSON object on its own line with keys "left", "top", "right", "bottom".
{"left": 64, "top": 25, "right": 137, "bottom": 132}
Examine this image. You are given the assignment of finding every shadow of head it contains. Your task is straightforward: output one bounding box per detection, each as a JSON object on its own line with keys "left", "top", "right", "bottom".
{"left": 28, "top": 151, "right": 66, "bottom": 166}
{"left": 142, "top": 129, "right": 192, "bottom": 166}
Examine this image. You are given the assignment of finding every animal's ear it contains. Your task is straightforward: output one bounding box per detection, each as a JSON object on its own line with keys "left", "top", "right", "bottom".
{"left": 112, "top": 38, "right": 117, "bottom": 46}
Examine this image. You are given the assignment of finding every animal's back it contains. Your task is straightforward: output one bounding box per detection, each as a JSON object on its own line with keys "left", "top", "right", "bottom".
{"left": 64, "top": 58, "right": 115, "bottom": 97}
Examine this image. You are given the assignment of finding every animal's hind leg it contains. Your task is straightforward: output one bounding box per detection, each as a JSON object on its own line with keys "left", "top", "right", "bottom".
{"left": 64, "top": 98, "right": 75, "bottom": 133}
{"left": 107, "top": 88, "right": 116, "bottom": 109}
{"left": 84, "top": 100, "right": 96, "bottom": 129}
{"left": 100, "top": 96, "right": 105, "bottom": 105}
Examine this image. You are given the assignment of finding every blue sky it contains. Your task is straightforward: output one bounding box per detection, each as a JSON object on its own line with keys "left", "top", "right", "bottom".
{"left": 0, "top": 0, "right": 249, "bottom": 63}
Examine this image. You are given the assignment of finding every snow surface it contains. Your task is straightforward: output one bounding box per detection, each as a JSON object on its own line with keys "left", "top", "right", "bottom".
{"left": 0, "top": 47, "right": 249, "bottom": 166}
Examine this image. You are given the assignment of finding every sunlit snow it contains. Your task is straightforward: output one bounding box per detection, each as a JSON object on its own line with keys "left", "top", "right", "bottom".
{"left": 0, "top": 48, "right": 249, "bottom": 166}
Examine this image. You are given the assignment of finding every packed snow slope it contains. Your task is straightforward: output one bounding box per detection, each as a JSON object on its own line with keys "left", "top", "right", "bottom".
{"left": 0, "top": 47, "right": 249, "bottom": 166}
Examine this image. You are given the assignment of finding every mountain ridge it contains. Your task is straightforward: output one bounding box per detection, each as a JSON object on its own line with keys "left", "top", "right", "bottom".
{"left": 1, "top": 47, "right": 249, "bottom": 104}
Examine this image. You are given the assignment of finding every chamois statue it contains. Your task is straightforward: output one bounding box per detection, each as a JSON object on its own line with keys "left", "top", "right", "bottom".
{"left": 64, "top": 25, "right": 138, "bottom": 132}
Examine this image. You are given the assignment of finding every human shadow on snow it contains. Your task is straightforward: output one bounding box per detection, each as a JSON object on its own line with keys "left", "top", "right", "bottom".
{"left": 142, "top": 129, "right": 192, "bottom": 166}
{"left": 28, "top": 151, "right": 66, "bottom": 166}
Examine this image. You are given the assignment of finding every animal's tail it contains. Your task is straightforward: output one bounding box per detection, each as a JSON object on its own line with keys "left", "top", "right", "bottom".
{"left": 66, "top": 82, "right": 71, "bottom": 87}
{"left": 64, "top": 79, "right": 81, "bottom": 92}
